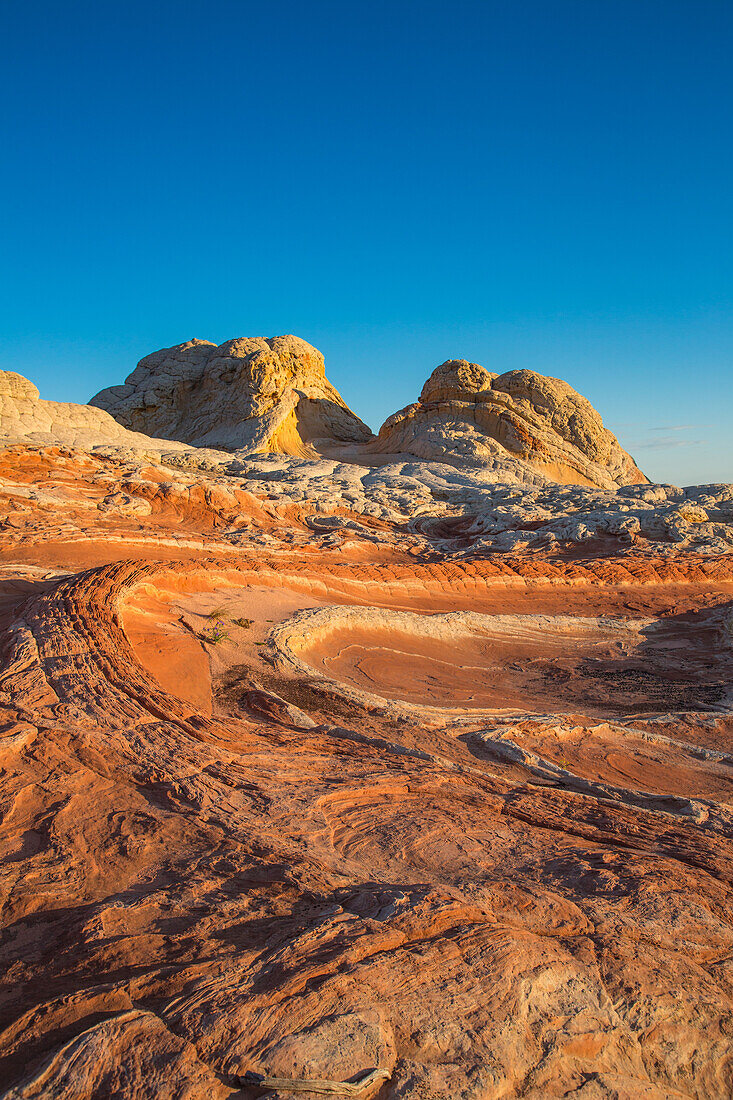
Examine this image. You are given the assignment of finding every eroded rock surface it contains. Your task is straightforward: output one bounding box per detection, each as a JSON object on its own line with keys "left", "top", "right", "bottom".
{"left": 0, "top": 366, "right": 731, "bottom": 1100}
{"left": 0, "top": 370, "right": 190, "bottom": 453}
{"left": 372, "top": 360, "right": 647, "bottom": 488}
{"left": 90, "top": 336, "right": 374, "bottom": 456}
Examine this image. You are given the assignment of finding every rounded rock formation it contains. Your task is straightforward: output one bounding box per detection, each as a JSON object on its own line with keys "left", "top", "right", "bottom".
{"left": 372, "top": 360, "right": 647, "bottom": 488}
{"left": 0, "top": 370, "right": 41, "bottom": 402}
{"left": 0, "top": 369, "right": 187, "bottom": 451}
{"left": 89, "top": 335, "right": 374, "bottom": 457}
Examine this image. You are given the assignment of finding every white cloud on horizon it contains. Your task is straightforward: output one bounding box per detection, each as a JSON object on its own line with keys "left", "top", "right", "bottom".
{"left": 636, "top": 438, "right": 702, "bottom": 450}
{"left": 648, "top": 424, "right": 704, "bottom": 432}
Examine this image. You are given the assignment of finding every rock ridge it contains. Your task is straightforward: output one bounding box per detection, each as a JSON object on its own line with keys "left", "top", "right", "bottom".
{"left": 7, "top": 337, "right": 646, "bottom": 491}
{"left": 0, "top": 369, "right": 189, "bottom": 452}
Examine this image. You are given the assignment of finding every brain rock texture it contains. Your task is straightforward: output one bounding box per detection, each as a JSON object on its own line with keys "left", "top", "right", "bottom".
{"left": 373, "top": 359, "right": 647, "bottom": 488}
{"left": 90, "top": 336, "right": 374, "bottom": 456}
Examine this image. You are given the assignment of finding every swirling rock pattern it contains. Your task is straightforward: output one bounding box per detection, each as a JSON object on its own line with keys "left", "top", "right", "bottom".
{"left": 0, "top": 370, "right": 732, "bottom": 1099}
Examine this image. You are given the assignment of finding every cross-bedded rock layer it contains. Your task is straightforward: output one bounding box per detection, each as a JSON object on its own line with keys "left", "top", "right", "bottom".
{"left": 0, "top": 365, "right": 731, "bottom": 1099}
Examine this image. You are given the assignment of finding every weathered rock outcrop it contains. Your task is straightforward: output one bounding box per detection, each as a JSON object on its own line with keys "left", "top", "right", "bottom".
{"left": 0, "top": 370, "right": 187, "bottom": 452}
{"left": 371, "top": 360, "right": 647, "bottom": 488}
{"left": 87, "top": 338, "right": 644, "bottom": 487}
{"left": 0, "top": 400, "right": 732, "bottom": 1099}
{"left": 89, "top": 336, "right": 374, "bottom": 456}
{"left": 1, "top": 540, "right": 732, "bottom": 1099}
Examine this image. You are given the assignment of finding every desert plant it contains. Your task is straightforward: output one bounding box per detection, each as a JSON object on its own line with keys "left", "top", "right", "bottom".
{"left": 206, "top": 606, "right": 228, "bottom": 620}
{"left": 199, "top": 624, "right": 230, "bottom": 645}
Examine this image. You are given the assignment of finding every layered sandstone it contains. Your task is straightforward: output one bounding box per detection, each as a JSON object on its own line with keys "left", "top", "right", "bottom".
{"left": 1, "top": 527, "right": 732, "bottom": 1099}
{"left": 371, "top": 359, "right": 647, "bottom": 488}
{"left": 0, "top": 356, "right": 731, "bottom": 1100}
{"left": 89, "top": 335, "right": 374, "bottom": 456}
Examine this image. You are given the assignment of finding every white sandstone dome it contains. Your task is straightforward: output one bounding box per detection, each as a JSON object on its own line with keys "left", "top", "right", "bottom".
{"left": 90, "top": 335, "right": 374, "bottom": 456}
{"left": 372, "top": 360, "right": 647, "bottom": 489}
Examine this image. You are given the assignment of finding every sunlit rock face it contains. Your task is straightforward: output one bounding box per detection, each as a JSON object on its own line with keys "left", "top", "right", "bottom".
{"left": 89, "top": 335, "right": 374, "bottom": 456}
{"left": 89, "top": 338, "right": 647, "bottom": 489}
{"left": 372, "top": 359, "right": 648, "bottom": 488}
{"left": 0, "top": 362, "right": 731, "bottom": 1100}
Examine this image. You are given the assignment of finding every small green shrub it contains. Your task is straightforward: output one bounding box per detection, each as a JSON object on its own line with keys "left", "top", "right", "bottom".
{"left": 198, "top": 624, "right": 230, "bottom": 645}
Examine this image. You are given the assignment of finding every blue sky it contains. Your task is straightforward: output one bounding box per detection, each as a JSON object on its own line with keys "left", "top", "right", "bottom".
{"left": 1, "top": 0, "right": 731, "bottom": 485}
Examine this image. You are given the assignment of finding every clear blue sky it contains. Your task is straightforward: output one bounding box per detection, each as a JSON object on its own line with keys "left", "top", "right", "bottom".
{"left": 1, "top": 0, "right": 731, "bottom": 485}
